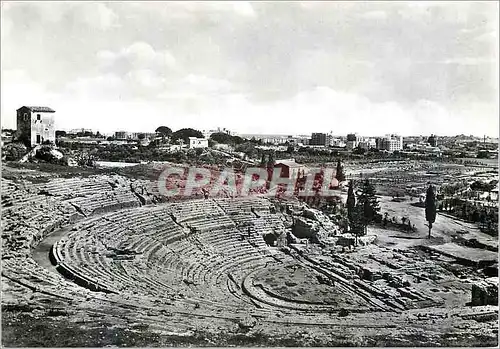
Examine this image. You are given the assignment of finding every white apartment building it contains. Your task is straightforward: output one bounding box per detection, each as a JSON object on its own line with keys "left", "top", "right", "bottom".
{"left": 377, "top": 134, "right": 403, "bottom": 152}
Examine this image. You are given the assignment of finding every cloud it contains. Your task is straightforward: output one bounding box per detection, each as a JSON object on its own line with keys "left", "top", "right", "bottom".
{"left": 126, "top": 70, "right": 165, "bottom": 89}
{"left": 359, "top": 10, "right": 388, "bottom": 20}
{"left": 1, "top": 70, "right": 60, "bottom": 128}
{"left": 474, "top": 31, "right": 498, "bottom": 42}
{"left": 65, "top": 74, "right": 124, "bottom": 100}
{"left": 179, "top": 75, "right": 233, "bottom": 94}
{"left": 134, "top": 1, "right": 256, "bottom": 21}
{"left": 225, "top": 2, "right": 256, "bottom": 17}
{"left": 97, "top": 42, "right": 177, "bottom": 75}
{"left": 439, "top": 57, "right": 495, "bottom": 65}
{"left": 1, "top": 13, "right": 12, "bottom": 39}
{"left": 2, "top": 2, "right": 118, "bottom": 30}
{"left": 81, "top": 3, "right": 119, "bottom": 31}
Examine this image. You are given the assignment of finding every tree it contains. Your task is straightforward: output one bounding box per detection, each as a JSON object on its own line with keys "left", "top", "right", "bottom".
{"left": 477, "top": 150, "right": 490, "bottom": 159}
{"left": 232, "top": 135, "right": 244, "bottom": 145}
{"left": 472, "top": 209, "right": 480, "bottom": 223}
{"left": 346, "top": 180, "right": 356, "bottom": 224}
{"left": 356, "top": 179, "right": 380, "bottom": 236}
{"left": 346, "top": 180, "right": 357, "bottom": 242}
{"left": 353, "top": 147, "right": 366, "bottom": 155}
{"left": 425, "top": 185, "right": 437, "bottom": 238}
{"left": 350, "top": 205, "right": 365, "bottom": 246}
{"left": 249, "top": 136, "right": 262, "bottom": 144}
{"left": 55, "top": 130, "right": 67, "bottom": 138}
{"left": 77, "top": 130, "right": 93, "bottom": 137}
{"left": 171, "top": 128, "right": 204, "bottom": 144}
{"left": 210, "top": 132, "right": 232, "bottom": 144}
{"left": 267, "top": 152, "right": 276, "bottom": 168}
{"left": 235, "top": 142, "right": 257, "bottom": 159}
{"left": 260, "top": 153, "right": 267, "bottom": 167}
{"left": 155, "top": 126, "right": 172, "bottom": 137}
{"left": 335, "top": 159, "right": 346, "bottom": 183}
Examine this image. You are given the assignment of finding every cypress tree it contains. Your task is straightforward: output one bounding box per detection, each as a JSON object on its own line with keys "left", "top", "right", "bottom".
{"left": 260, "top": 153, "right": 266, "bottom": 167}
{"left": 335, "top": 159, "right": 346, "bottom": 183}
{"left": 425, "top": 185, "right": 437, "bottom": 238}
{"left": 347, "top": 180, "right": 356, "bottom": 225}
{"left": 356, "top": 179, "right": 380, "bottom": 236}
{"left": 267, "top": 152, "right": 275, "bottom": 168}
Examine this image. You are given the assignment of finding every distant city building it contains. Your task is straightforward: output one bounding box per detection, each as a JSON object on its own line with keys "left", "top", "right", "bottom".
{"left": 407, "top": 143, "right": 442, "bottom": 155}
{"left": 345, "top": 133, "right": 362, "bottom": 150}
{"left": 245, "top": 134, "right": 300, "bottom": 145}
{"left": 346, "top": 133, "right": 361, "bottom": 142}
{"left": 310, "top": 133, "right": 326, "bottom": 146}
{"left": 115, "top": 131, "right": 128, "bottom": 140}
{"left": 16, "top": 106, "right": 56, "bottom": 146}
{"left": 310, "top": 132, "right": 332, "bottom": 146}
{"left": 188, "top": 137, "right": 209, "bottom": 149}
{"left": 296, "top": 136, "right": 310, "bottom": 146}
{"left": 330, "top": 138, "right": 345, "bottom": 147}
{"left": 357, "top": 139, "right": 376, "bottom": 150}
{"left": 129, "top": 132, "right": 155, "bottom": 140}
{"left": 203, "top": 127, "right": 233, "bottom": 139}
{"left": 346, "top": 140, "right": 357, "bottom": 151}
{"left": 377, "top": 134, "right": 403, "bottom": 152}
{"left": 114, "top": 131, "right": 155, "bottom": 140}
{"left": 68, "top": 128, "right": 94, "bottom": 135}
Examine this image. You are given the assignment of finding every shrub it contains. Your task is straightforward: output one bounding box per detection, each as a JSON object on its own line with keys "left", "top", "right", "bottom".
{"left": 3, "top": 143, "right": 28, "bottom": 161}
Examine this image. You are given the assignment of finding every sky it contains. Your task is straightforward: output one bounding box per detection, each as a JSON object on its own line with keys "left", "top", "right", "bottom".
{"left": 1, "top": 1, "right": 498, "bottom": 137}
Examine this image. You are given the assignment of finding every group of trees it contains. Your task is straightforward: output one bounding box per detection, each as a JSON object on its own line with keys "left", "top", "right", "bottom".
{"left": 477, "top": 150, "right": 494, "bottom": 159}
{"left": 344, "top": 180, "right": 438, "bottom": 241}
{"left": 440, "top": 182, "right": 468, "bottom": 197}
{"left": 423, "top": 184, "right": 498, "bottom": 238}
{"left": 171, "top": 128, "right": 203, "bottom": 144}
{"left": 470, "top": 180, "right": 497, "bottom": 193}
{"left": 346, "top": 179, "right": 380, "bottom": 244}
{"left": 440, "top": 198, "right": 498, "bottom": 235}
{"left": 209, "top": 132, "right": 245, "bottom": 146}
{"left": 235, "top": 142, "right": 259, "bottom": 159}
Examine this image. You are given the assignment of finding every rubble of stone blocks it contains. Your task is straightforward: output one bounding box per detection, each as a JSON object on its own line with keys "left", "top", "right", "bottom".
{"left": 471, "top": 277, "right": 498, "bottom": 306}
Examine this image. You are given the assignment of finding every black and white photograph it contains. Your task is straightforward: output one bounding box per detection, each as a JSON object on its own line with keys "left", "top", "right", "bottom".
{"left": 1, "top": 1, "right": 498, "bottom": 347}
